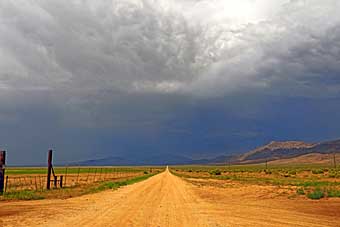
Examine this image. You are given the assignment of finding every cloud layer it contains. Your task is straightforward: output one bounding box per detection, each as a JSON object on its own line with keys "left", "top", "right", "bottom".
{"left": 1, "top": 0, "right": 340, "bottom": 164}
{"left": 1, "top": 0, "right": 340, "bottom": 98}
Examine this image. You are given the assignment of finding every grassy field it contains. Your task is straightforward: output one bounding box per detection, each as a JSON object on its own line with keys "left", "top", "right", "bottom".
{"left": 5, "top": 166, "right": 160, "bottom": 175}
{"left": 1, "top": 172, "right": 159, "bottom": 200}
{"left": 170, "top": 163, "right": 340, "bottom": 200}
{"left": 1, "top": 166, "right": 165, "bottom": 200}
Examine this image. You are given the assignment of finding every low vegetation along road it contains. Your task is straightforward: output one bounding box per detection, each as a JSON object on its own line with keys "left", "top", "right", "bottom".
{"left": 1, "top": 168, "right": 340, "bottom": 227}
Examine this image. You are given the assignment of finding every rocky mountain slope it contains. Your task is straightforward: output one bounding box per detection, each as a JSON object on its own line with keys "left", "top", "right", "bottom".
{"left": 235, "top": 139, "right": 340, "bottom": 164}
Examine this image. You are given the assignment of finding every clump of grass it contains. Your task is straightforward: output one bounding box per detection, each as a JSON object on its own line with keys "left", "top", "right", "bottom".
{"left": 296, "top": 188, "right": 305, "bottom": 195}
{"left": 327, "top": 189, "right": 340, "bottom": 198}
{"left": 90, "top": 173, "right": 156, "bottom": 193}
{"left": 329, "top": 173, "right": 336, "bottom": 178}
{"left": 209, "top": 169, "right": 222, "bottom": 175}
{"left": 3, "top": 190, "right": 44, "bottom": 200}
{"left": 328, "top": 170, "right": 338, "bottom": 178}
{"left": 288, "top": 170, "right": 297, "bottom": 175}
{"left": 312, "top": 169, "right": 324, "bottom": 174}
{"left": 264, "top": 170, "right": 272, "bottom": 174}
{"left": 307, "top": 188, "right": 324, "bottom": 200}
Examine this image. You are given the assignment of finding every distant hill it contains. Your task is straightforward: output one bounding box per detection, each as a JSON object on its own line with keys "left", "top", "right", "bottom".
{"left": 71, "top": 138, "right": 340, "bottom": 166}
{"left": 71, "top": 154, "right": 210, "bottom": 166}
{"left": 237, "top": 141, "right": 315, "bottom": 163}
{"left": 72, "top": 156, "right": 128, "bottom": 166}
{"left": 269, "top": 153, "right": 340, "bottom": 165}
{"left": 231, "top": 138, "right": 340, "bottom": 164}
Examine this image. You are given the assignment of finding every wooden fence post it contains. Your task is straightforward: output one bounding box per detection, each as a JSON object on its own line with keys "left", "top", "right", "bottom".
{"left": 46, "top": 150, "right": 53, "bottom": 190}
{"left": 0, "top": 150, "right": 6, "bottom": 194}
{"left": 94, "top": 168, "right": 97, "bottom": 182}
{"left": 86, "top": 168, "right": 90, "bottom": 182}
{"left": 34, "top": 176, "right": 38, "bottom": 191}
{"left": 76, "top": 166, "right": 80, "bottom": 184}
{"left": 54, "top": 176, "right": 57, "bottom": 188}
{"left": 5, "top": 176, "right": 8, "bottom": 193}
{"left": 100, "top": 168, "right": 103, "bottom": 181}
{"left": 60, "top": 176, "right": 63, "bottom": 188}
{"left": 64, "top": 165, "right": 68, "bottom": 187}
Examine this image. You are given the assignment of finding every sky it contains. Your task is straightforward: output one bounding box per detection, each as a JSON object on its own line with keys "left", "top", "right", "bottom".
{"left": 1, "top": 0, "right": 340, "bottom": 165}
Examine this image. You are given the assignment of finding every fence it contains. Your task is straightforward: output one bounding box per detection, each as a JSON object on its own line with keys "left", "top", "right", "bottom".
{"left": 0, "top": 150, "right": 158, "bottom": 194}
{"left": 3, "top": 167, "right": 146, "bottom": 193}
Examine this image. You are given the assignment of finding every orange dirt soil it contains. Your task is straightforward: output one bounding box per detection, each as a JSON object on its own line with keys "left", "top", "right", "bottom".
{"left": 1, "top": 168, "right": 340, "bottom": 227}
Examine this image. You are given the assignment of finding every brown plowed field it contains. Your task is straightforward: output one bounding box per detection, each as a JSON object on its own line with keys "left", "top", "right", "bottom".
{"left": 1, "top": 168, "right": 340, "bottom": 227}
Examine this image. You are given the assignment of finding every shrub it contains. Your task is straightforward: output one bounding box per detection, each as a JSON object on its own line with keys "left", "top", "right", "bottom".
{"left": 307, "top": 188, "right": 324, "bottom": 200}
{"left": 143, "top": 171, "right": 148, "bottom": 174}
{"left": 264, "top": 170, "right": 272, "bottom": 174}
{"left": 288, "top": 170, "right": 297, "bottom": 175}
{"left": 4, "top": 190, "right": 44, "bottom": 200}
{"left": 312, "top": 169, "right": 324, "bottom": 174}
{"left": 209, "top": 169, "right": 222, "bottom": 175}
{"left": 328, "top": 190, "right": 340, "bottom": 198}
{"left": 296, "top": 188, "right": 305, "bottom": 195}
{"left": 329, "top": 172, "right": 336, "bottom": 178}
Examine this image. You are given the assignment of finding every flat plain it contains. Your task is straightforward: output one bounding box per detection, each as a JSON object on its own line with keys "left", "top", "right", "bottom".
{"left": 1, "top": 165, "right": 340, "bottom": 227}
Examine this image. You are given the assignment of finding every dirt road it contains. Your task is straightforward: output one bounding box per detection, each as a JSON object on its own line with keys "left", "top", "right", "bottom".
{"left": 1, "top": 168, "right": 340, "bottom": 227}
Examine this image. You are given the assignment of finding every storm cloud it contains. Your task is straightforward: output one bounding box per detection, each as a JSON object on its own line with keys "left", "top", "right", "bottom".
{"left": 1, "top": 0, "right": 340, "bottom": 164}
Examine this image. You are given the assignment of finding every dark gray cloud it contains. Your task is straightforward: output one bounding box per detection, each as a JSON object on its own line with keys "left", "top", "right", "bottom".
{"left": 2, "top": 0, "right": 340, "bottom": 98}
{"left": 1, "top": 0, "right": 340, "bottom": 164}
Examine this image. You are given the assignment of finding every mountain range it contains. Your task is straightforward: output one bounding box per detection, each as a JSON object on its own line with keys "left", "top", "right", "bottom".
{"left": 73, "top": 138, "right": 340, "bottom": 166}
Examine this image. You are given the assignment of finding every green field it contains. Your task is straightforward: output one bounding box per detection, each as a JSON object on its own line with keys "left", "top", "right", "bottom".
{"left": 5, "top": 166, "right": 164, "bottom": 175}
{"left": 1, "top": 166, "right": 165, "bottom": 200}
{"left": 170, "top": 163, "right": 340, "bottom": 200}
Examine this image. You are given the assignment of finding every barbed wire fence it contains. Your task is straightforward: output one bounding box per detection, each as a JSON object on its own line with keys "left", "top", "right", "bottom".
{"left": 4, "top": 167, "right": 147, "bottom": 193}
{"left": 1, "top": 150, "right": 158, "bottom": 194}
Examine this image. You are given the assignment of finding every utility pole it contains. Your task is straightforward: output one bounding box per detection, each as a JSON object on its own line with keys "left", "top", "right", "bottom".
{"left": 265, "top": 159, "right": 268, "bottom": 170}
{"left": 333, "top": 153, "right": 337, "bottom": 169}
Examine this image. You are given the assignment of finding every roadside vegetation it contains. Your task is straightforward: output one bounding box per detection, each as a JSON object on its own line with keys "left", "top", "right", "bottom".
{"left": 171, "top": 164, "right": 340, "bottom": 200}
{"left": 88, "top": 172, "right": 158, "bottom": 193}
{"left": 5, "top": 166, "right": 149, "bottom": 175}
{"left": 1, "top": 167, "right": 163, "bottom": 201}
